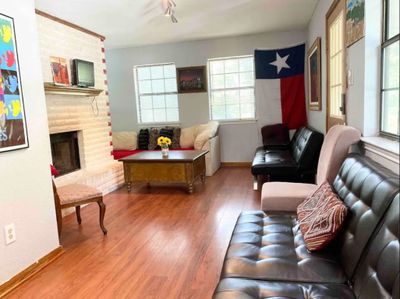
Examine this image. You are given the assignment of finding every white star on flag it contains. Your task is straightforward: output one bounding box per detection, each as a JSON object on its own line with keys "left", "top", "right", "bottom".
{"left": 270, "top": 53, "right": 290, "bottom": 74}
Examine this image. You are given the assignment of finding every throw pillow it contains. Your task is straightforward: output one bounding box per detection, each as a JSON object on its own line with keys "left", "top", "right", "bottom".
{"left": 194, "top": 129, "right": 211, "bottom": 150}
{"left": 159, "top": 128, "right": 174, "bottom": 140}
{"left": 180, "top": 125, "right": 198, "bottom": 148}
{"left": 297, "top": 181, "right": 331, "bottom": 221}
{"left": 138, "top": 129, "right": 149, "bottom": 150}
{"left": 148, "top": 127, "right": 159, "bottom": 150}
{"left": 166, "top": 126, "right": 181, "bottom": 149}
{"left": 298, "top": 185, "right": 347, "bottom": 252}
{"left": 112, "top": 131, "right": 137, "bottom": 150}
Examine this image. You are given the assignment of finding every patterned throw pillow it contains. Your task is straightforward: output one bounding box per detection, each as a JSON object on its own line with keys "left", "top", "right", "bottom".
{"left": 297, "top": 183, "right": 347, "bottom": 252}
{"left": 166, "top": 126, "right": 181, "bottom": 149}
{"left": 297, "top": 181, "right": 331, "bottom": 221}
{"left": 137, "top": 129, "right": 149, "bottom": 150}
{"left": 159, "top": 128, "right": 174, "bottom": 140}
{"left": 148, "top": 127, "right": 159, "bottom": 150}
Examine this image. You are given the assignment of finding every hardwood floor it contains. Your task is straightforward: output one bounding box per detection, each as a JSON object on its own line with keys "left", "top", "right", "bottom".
{"left": 6, "top": 167, "right": 260, "bottom": 299}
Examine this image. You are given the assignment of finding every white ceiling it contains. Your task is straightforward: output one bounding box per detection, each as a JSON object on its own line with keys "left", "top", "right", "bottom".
{"left": 34, "top": 0, "right": 318, "bottom": 49}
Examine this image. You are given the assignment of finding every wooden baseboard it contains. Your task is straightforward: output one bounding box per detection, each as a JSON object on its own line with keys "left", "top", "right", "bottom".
{"left": 0, "top": 246, "right": 64, "bottom": 298}
{"left": 221, "top": 162, "right": 252, "bottom": 167}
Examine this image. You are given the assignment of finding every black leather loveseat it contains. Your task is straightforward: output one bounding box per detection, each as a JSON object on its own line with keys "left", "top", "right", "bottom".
{"left": 252, "top": 126, "right": 324, "bottom": 187}
{"left": 214, "top": 154, "right": 399, "bottom": 299}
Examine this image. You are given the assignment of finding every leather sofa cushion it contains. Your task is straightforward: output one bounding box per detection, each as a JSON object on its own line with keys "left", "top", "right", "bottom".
{"left": 251, "top": 147, "right": 298, "bottom": 175}
{"left": 221, "top": 211, "right": 347, "bottom": 283}
{"left": 213, "top": 278, "right": 355, "bottom": 299}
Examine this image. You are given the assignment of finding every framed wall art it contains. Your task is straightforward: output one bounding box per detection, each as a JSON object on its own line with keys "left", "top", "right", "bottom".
{"left": 346, "top": 0, "right": 365, "bottom": 47}
{"left": 177, "top": 66, "right": 207, "bottom": 93}
{"left": 307, "top": 37, "right": 321, "bottom": 111}
{"left": 0, "top": 13, "right": 29, "bottom": 153}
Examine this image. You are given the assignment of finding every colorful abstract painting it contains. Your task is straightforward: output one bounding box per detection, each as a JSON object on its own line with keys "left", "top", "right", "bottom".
{"left": 346, "top": 0, "right": 365, "bottom": 47}
{"left": 0, "top": 13, "right": 28, "bottom": 153}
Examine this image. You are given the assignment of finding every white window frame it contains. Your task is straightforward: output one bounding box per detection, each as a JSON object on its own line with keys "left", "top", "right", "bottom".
{"left": 133, "top": 62, "right": 180, "bottom": 125}
{"left": 207, "top": 55, "right": 256, "bottom": 122}
{"left": 380, "top": 0, "right": 399, "bottom": 138}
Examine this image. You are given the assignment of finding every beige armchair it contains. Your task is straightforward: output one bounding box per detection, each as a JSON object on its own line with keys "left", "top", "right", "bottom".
{"left": 261, "top": 125, "right": 361, "bottom": 212}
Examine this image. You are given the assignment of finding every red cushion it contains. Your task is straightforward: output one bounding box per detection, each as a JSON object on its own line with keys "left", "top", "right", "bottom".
{"left": 112, "top": 147, "right": 195, "bottom": 160}
{"left": 297, "top": 182, "right": 347, "bottom": 252}
{"left": 50, "top": 164, "right": 59, "bottom": 176}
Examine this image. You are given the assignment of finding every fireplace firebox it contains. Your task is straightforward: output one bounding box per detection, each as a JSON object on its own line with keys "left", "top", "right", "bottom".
{"left": 50, "top": 131, "right": 81, "bottom": 176}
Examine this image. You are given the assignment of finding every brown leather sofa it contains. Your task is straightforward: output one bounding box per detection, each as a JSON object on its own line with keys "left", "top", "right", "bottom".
{"left": 214, "top": 154, "right": 399, "bottom": 299}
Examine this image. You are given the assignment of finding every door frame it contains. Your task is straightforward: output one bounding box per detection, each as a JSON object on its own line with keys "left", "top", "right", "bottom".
{"left": 325, "top": 0, "right": 347, "bottom": 131}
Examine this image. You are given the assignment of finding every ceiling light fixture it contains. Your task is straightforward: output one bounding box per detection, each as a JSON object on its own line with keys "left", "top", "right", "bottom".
{"left": 163, "top": 0, "right": 178, "bottom": 23}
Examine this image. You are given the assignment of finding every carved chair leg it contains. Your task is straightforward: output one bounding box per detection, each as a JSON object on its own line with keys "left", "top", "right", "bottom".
{"left": 75, "top": 206, "right": 82, "bottom": 224}
{"left": 97, "top": 199, "right": 107, "bottom": 235}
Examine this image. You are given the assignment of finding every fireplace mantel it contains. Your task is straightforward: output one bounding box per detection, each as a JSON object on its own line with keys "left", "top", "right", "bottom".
{"left": 44, "top": 82, "right": 103, "bottom": 97}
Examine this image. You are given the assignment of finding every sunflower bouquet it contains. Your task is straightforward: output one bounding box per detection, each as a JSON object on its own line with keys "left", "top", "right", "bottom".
{"left": 157, "top": 136, "right": 172, "bottom": 157}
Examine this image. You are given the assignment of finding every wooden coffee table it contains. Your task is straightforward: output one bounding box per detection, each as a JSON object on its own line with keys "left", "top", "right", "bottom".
{"left": 120, "top": 150, "right": 208, "bottom": 194}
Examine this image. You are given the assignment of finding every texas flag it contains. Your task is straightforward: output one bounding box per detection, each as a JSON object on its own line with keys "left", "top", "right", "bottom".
{"left": 255, "top": 44, "right": 307, "bottom": 130}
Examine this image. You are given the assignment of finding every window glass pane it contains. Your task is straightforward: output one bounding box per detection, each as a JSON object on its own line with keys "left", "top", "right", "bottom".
{"left": 225, "top": 59, "right": 239, "bottom": 73}
{"left": 137, "top": 67, "right": 151, "bottom": 80}
{"left": 150, "top": 66, "right": 164, "bottom": 79}
{"left": 225, "top": 73, "right": 239, "bottom": 88}
{"left": 240, "top": 72, "right": 254, "bottom": 87}
{"left": 211, "top": 74, "right": 225, "bottom": 89}
{"left": 240, "top": 89, "right": 254, "bottom": 103}
{"left": 239, "top": 57, "right": 254, "bottom": 72}
{"left": 208, "top": 56, "right": 255, "bottom": 121}
{"left": 140, "top": 96, "right": 152, "bottom": 109}
{"left": 165, "top": 94, "right": 178, "bottom": 108}
{"left": 166, "top": 108, "right": 179, "bottom": 122}
{"left": 151, "top": 79, "right": 165, "bottom": 93}
{"left": 211, "top": 91, "right": 225, "bottom": 105}
{"left": 381, "top": 89, "right": 399, "bottom": 135}
{"left": 139, "top": 80, "right": 151, "bottom": 94}
{"left": 153, "top": 95, "right": 165, "bottom": 108}
{"left": 165, "top": 78, "right": 177, "bottom": 92}
{"left": 141, "top": 109, "right": 153, "bottom": 123}
{"left": 154, "top": 109, "right": 166, "bottom": 122}
{"left": 387, "top": 0, "right": 399, "bottom": 39}
{"left": 226, "top": 104, "right": 240, "bottom": 119}
{"left": 210, "top": 61, "right": 224, "bottom": 74}
{"left": 211, "top": 105, "right": 226, "bottom": 120}
{"left": 164, "top": 64, "right": 176, "bottom": 78}
{"left": 225, "top": 90, "right": 239, "bottom": 105}
{"left": 240, "top": 103, "right": 255, "bottom": 119}
{"left": 383, "top": 41, "right": 399, "bottom": 89}
{"left": 134, "top": 63, "right": 179, "bottom": 124}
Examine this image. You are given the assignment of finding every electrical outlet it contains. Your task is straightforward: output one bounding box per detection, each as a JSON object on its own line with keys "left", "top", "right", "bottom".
{"left": 4, "top": 223, "right": 16, "bottom": 245}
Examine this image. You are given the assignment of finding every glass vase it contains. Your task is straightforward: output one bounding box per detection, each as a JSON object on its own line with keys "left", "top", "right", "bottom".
{"left": 161, "top": 145, "right": 169, "bottom": 157}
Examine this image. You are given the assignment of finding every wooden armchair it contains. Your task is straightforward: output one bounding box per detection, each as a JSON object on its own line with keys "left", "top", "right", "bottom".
{"left": 52, "top": 181, "right": 107, "bottom": 236}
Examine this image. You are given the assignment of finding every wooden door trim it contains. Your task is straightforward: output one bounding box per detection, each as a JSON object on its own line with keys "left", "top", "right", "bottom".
{"left": 325, "top": 0, "right": 347, "bottom": 131}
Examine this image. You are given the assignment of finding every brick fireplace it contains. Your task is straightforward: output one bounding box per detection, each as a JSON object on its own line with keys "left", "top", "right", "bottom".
{"left": 50, "top": 131, "right": 81, "bottom": 177}
{"left": 37, "top": 14, "right": 123, "bottom": 194}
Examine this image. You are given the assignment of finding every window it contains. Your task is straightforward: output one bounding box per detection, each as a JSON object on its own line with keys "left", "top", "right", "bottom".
{"left": 134, "top": 63, "right": 179, "bottom": 124}
{"left": 208, "top": 55, "right": 255, "bottom": 121}
{"left": 381, "top": 0, "right": 399, "bottom": 137}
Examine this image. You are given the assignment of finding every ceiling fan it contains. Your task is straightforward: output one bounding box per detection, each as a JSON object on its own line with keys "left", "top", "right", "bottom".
{"left": 163, "top": 0, "right": 178, "bottom": 23}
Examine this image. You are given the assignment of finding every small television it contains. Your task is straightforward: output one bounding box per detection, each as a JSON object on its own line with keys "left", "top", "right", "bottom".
{"left": 72, "top": 59, "right": 95, "bottom": 87}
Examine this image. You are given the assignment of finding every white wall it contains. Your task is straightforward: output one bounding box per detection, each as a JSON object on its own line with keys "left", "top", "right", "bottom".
{"left": 0, "top": 0, "right": 60, "bottom": 284}
{"left": 107, "top": 30, "right": 307, "bottom": 162}
{"left": 306, "top": 0, "right": 334, "bottom": 133}
{"left": 307, "top": 0, "right": 382, "bottom": 136}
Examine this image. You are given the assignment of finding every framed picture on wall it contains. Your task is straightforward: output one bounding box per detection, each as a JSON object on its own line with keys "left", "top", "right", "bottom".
{"left": 50, "top": 56, "right": 70, "bottom": 86}
{"left": 0, "top": 13, "right": 29, "bottom": 153}
{"left": 177, "top": 66, "right": 207, "bottom": 93}
{"left": 307, "top": 37, "right": 321, "bottom": 111}
{"left": 346, "top": 0, "right": 365, "bottom": 47}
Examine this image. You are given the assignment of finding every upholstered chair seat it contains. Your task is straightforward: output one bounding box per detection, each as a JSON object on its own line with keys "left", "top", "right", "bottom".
{"left": 57, "top": 184, "right": 102, "bottom": 206}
